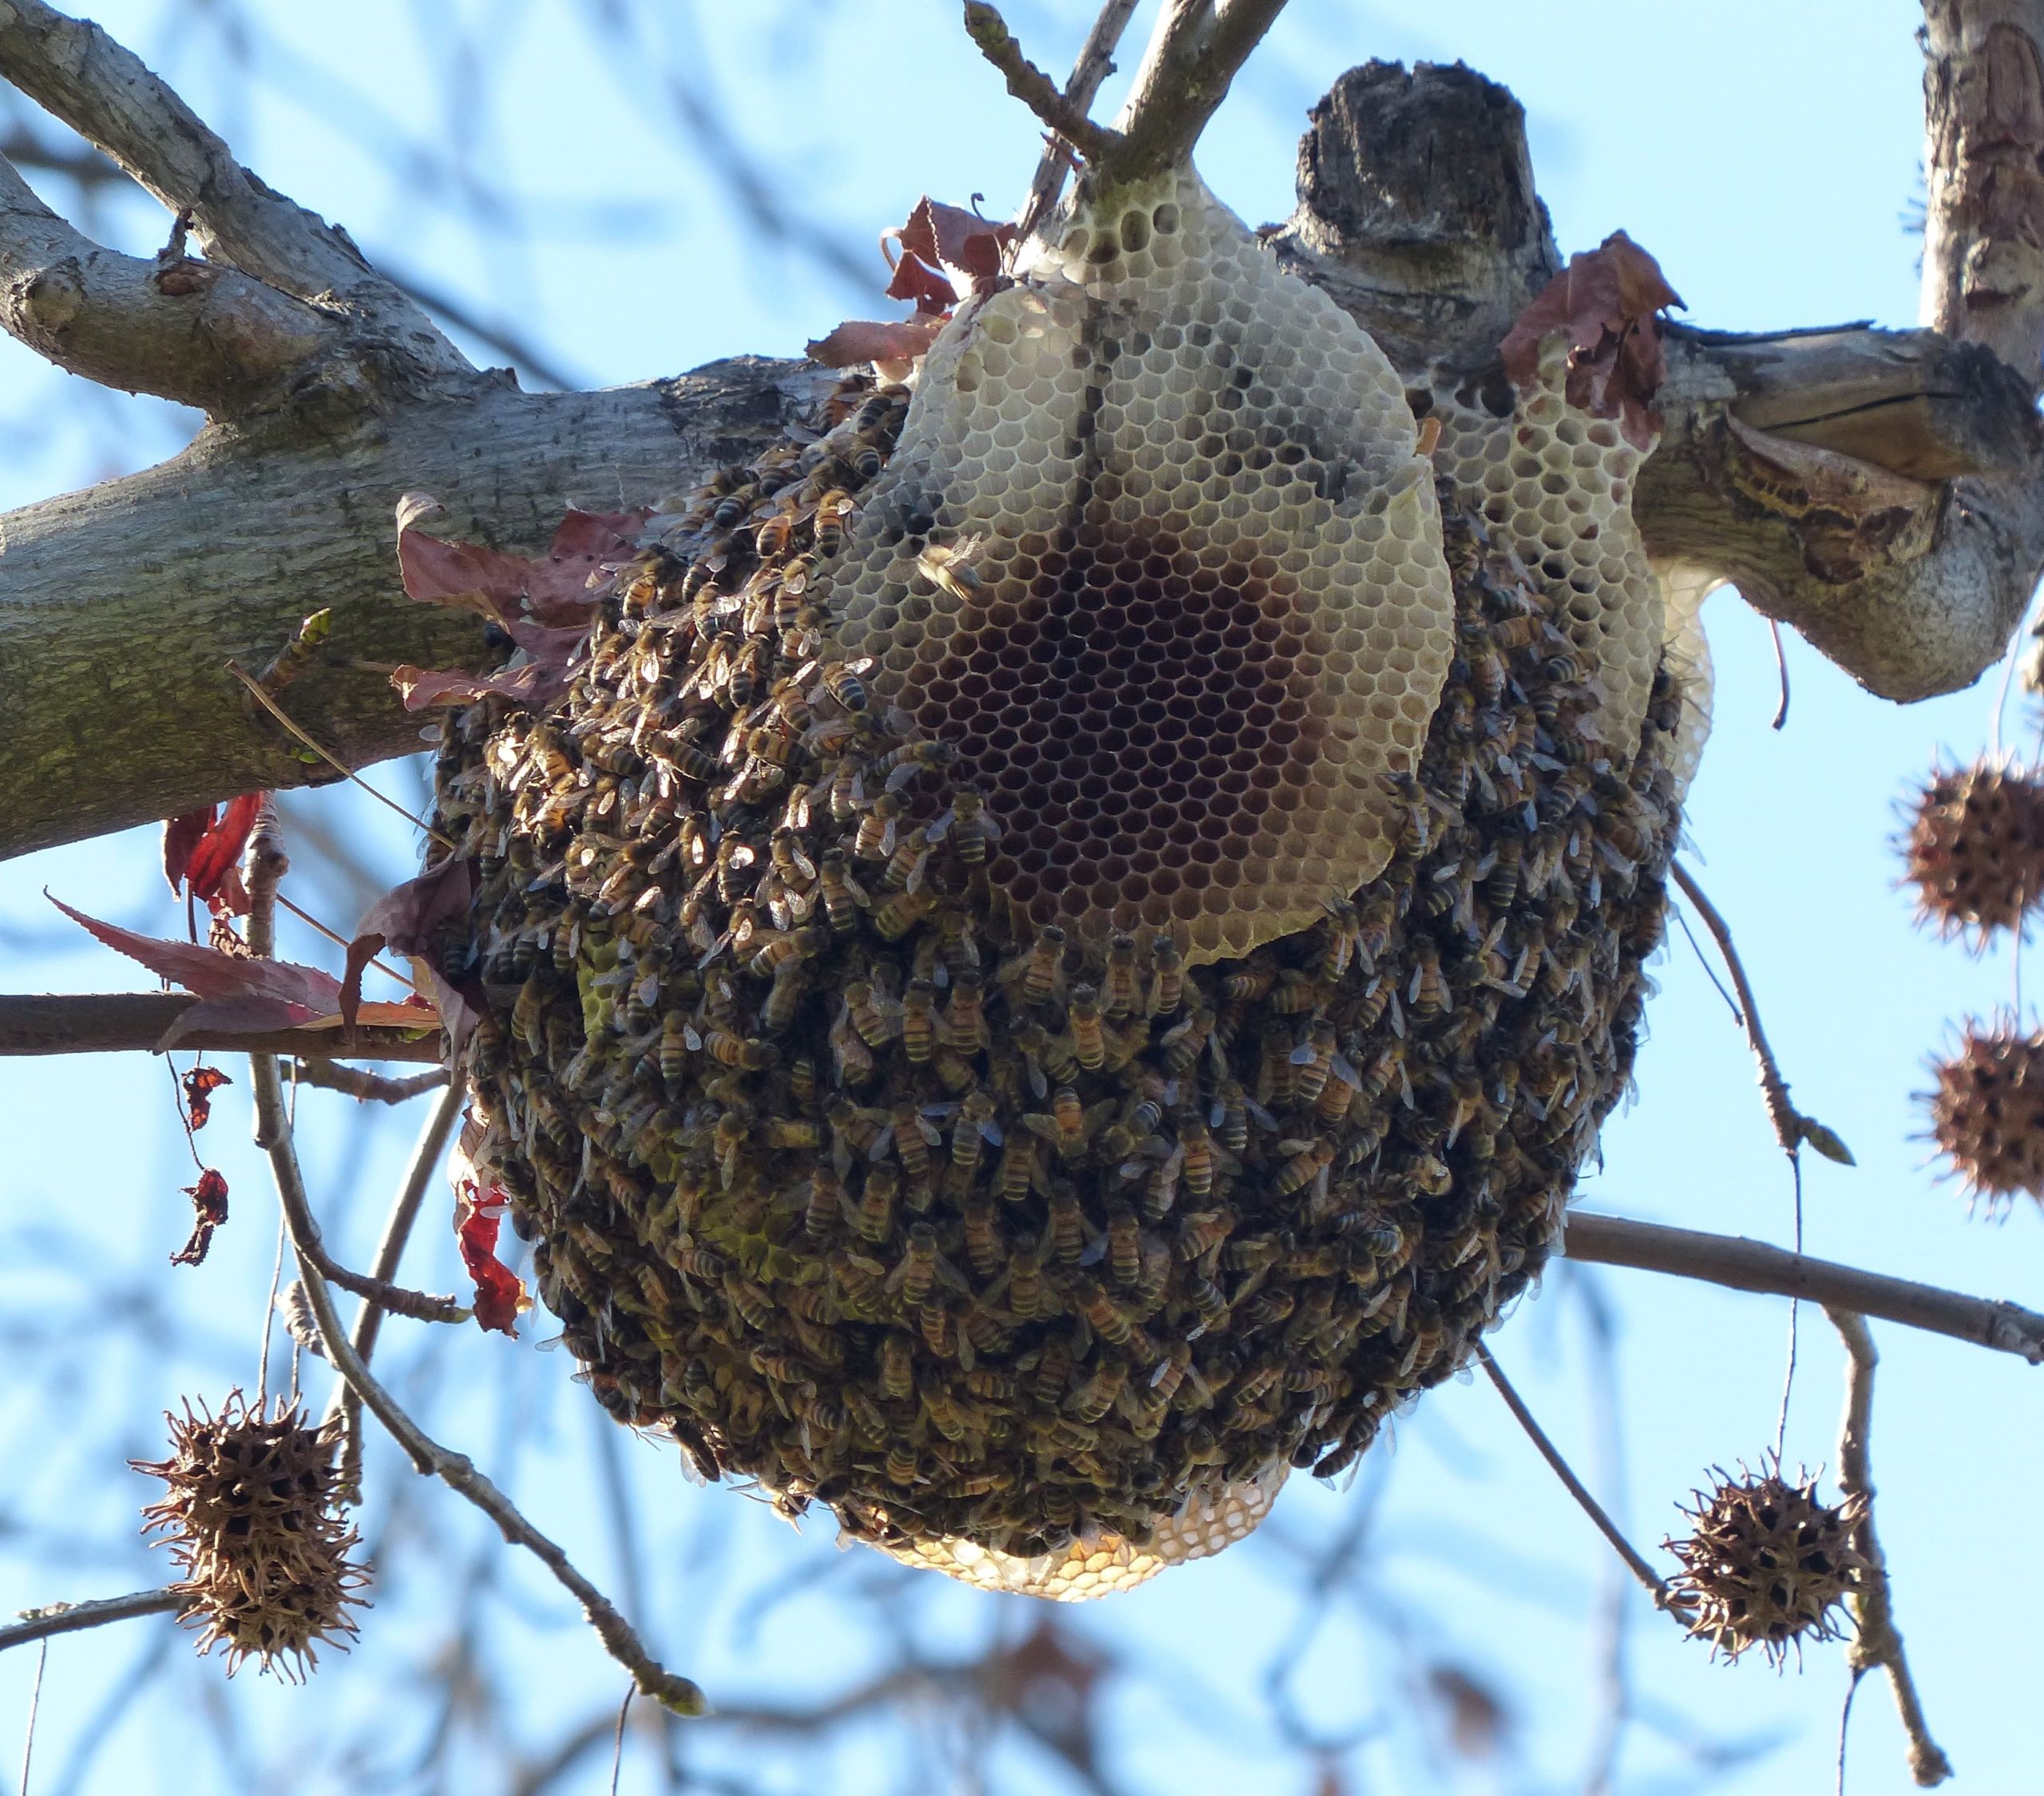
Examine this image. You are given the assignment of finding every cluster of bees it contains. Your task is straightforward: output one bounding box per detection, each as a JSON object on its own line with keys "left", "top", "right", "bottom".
{"left": 432, "top": 375, "right": 1682, "bottom": 1563}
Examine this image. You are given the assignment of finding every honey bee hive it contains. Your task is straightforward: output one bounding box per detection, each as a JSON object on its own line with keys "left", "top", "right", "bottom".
{"left": 430, "top": 171, "right": 1686, "bottom": 1600}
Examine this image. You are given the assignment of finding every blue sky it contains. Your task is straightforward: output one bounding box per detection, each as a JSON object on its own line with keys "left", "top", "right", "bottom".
{"left": 3, "top": 3, "right": 2037, "bottom": 1793}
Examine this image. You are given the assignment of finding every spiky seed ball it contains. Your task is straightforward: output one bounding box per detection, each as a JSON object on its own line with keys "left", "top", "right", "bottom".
{"left": 1899, "top": 759, "right": 2044, "bottom": 943}
{"left": 134, "top": 1392, "right": 367, "bottom": 1681}
{"left": 1664, "top": 1461, "right": 1865, "bottom": 1667}
{"left": 1923, "top": 1016, "right": 2044, "bottom": 1212}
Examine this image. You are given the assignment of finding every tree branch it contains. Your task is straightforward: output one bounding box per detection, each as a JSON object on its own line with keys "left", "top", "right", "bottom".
{"left": 0, "top": 0, "right": 465, "bottom": 386}
{"left": 0, "top": 994, "right": 445, "bottom": 1062}
{"left": 1015, "top": 0, "right": 1142, "bottom": 242}
{"left": 962, "top": 5, "right": 1119, "bottom": 167}
{"left": 1921, "top": 0, "right": 2044, "bottom": 381}
{"left": 287, "top": 1058, "right": 447, "bottom": 1102}
{"left": 1103, "top": 0, "right": 1290, "bottom": 186}
{"left": 1828, "top": 1310, "right": 1954, "bottom": 1787}
{"left": 0, "top": 1590, "right": 180, "bottom": 1653}
{"left": 1563, "top": 1211, "right": 2044, "bottom": 1363}
{"left": 0, "top": 148, "right": 343, "bottom": 409}
{"left": 0, "top": 356, "right": 838, "bottom": 862}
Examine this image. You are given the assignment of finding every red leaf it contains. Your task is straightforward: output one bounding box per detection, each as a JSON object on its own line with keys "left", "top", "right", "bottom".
{"left": 180, "top": 791, "right": 265, "bottom": 915}
{"left": 899, "top": 196, "right": 1016, "bottom": 295}
{"left": 343, "top": 858, "right": 475, "bottom": 1028}
{"left": 390, "top": 663, "right": 572, "bottom": 712}
{"left": 806, "top": 316, "right": 947, "bottom": 370}
{"left": 396, "top": 504, "right": 647, "bottom": 628}
{"left": 885, "top": 251, "right": 958, "bottom": 314}
{"left": 51, "top": 896, "right": 343, "bottom": 1028}
{"left": 181, "top": 1065, "right": 232, "bottom": 1131}
{"left": 172, "top": 1169, "right": 229, "bottom": 1266}
{"left": 1499, "top": 231, "right": 1683, "bottom": 451}
{"left": 163, "top": 807, "right": 212, "bottom": 896}
{"left": 455, "top": 1181, "right": 528, "bottom": 1335}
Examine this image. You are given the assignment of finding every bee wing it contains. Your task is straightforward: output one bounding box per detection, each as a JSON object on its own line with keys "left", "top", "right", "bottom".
{"left": 921, "top": 1101, "right": 962, "bottom": 1122}
{"left": 916, "top": 1116, "right": 944, "bottom": 1146}
{"left": 1022, "top": 1114, "right": 1062, "bottom": 1145}
{"left": 683, "top": 1024, "right": 703, "bottom": 1051}
{"left": 1077, "top": 1237, "right": 1108, "bottom": 1268}
{"left": 925, "top": 810, "right": 953, "bottom": 843}
{"left": 1329, "top": 1054, "right": 1362, "bottom": 1090}
{"left": 1288, "top": 1042, "right": 1321, "bottom": 1066}
{"left": 977, "top": 1118, "right": 1004, "bottom": 1147}
{"left": 1245, "top": 1097, "right": 1278, "bottom": 1129}
{"left": 884, "top": 763, "right": 922, "bottom": 795}
{"left": 1276, "top": 1137, "right": 1319, "bottom": 1157}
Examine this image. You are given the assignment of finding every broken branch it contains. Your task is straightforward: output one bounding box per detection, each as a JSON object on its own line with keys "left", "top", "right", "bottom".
{"left": 962, "top": 3, "right": 1120, "bottom": 166}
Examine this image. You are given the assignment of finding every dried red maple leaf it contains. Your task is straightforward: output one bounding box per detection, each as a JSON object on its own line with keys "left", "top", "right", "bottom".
{"left": 181, "top": 1065, "right": 232, "bottom": 1130}
{"left": 897, "top": 196, "right": 1016, "bottom": 296}
{"left": 885, "top": 248, "right": 958, "bottom": 314}
{"left": 172, "top": 1169, "right": 229, "bottom": 1267}
{"left": 397, "top": 502, "right": 648, "bottom": 627}
{"left": 1499, "top": 231, "right": 1683, "bottom": 451}
{"left": 454, "top": 1181, "right": 527, "bottom": 1335}
{"left": 161, "top": 792, "right": 266, "bottom": 918}
{"left": 343, "top": 858, "right": 476, "bottom": 1029}
{"left": 51, "top": 896, "right": 345, "bottom": 1046}
{"left": 806, "top": 316, "right": 948, "bottom": 370}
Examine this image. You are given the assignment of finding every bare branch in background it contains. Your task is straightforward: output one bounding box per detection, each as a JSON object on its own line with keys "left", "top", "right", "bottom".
{"left": 288, "top": 1059, "right": 448, "bottom": 1103}
{"left": 0, "top": 1590, "right": 180, "bottom": 1654}
{"left": 0, "top": 0, "right": 465, "bottom": 379}
{"left": 1563, "top": 1211, "right": 2044, "bottom": 1361}
{"left": 962, "top": 5, "right": 1122, "bottom": 166}
{"left": 0, "top": 992, "right": 446, "bottom": 1061}
{"left": 1827, "top": 1311, "right": 1953, "bottom": 1787}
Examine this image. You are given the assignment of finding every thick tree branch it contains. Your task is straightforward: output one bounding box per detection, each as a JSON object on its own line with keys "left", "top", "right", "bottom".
{"left": 0, "top": 0, "right": 465, "bottom": 386}
{"left": 0, "top": 993, "right": 445, "bottom": 1061}
{"left": 0, "top": 357, "right": 838, "bottom": 860}
{"left": 1922, "top": 0, "right": 2044, "bottom": 380}
{"left": 1103, "top": 0, "right": 1289, "bottom": 186}
{"left": 1563, "top": 1211, "right": 2044, "bottom": 1363}
{"left": 0, "top": 150, "right": 343, "bottom": 409}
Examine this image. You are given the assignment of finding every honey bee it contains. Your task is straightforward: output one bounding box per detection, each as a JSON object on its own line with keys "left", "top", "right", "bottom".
{"left": 1289, "top": 1020, "right": 1341, "bottom": 1106}
{"left": 1406, "top": 937, "right": 1450, "bottom": 1019}
{"left": 933, "top": 787, "right": 999, "bottom": 864}
{"left": 829, "top": 1007, "right": 877, "bottom": 1086}
{"left": 917, "top": 1299, "right": 957, "bottom": 1359}
{"left": 870, "top": 889, "right": 935, "bottom": 940}
{"left": 890, "top": 1101, "right": 941, "bottom": 1182}
{"left": 722, "top": 1272, "right": 776, "bottom": 1332}
{"left": 1066, "top": 1360, "right": 1127, "bottom": 1423}
{"left": 1104, "top": 1203, "right": 1142, "bottom": 1288}
{"left": 812, "top": 489, "right": 855, "bottom": 556}
{"left": 1030, "top": 1335, "right": 1075, "bottom": 1406}
{"left": 946, "top": 1090, "right": 1001, "bottom": 1192}
{"left": 1043, "top": 1182, "right": 1086, "bottom": 1264}
{"left": 1146, "top": 935, "right": 1184, "bottom": 1016}
{"left": 884, "top": 1442, "right": 921, "bottom": 1485}
{"left": 816, "top": 657, "right": 872, "bottom": 713}
{"left": 1009, "top": 924, "right": 1066, "bottom": 1007}
{"left": 1143, "top": 1141, "right": 1184, "bottom": 1220}
{"left": 942, "top": 971, "right": 988, "bottom": 1050}
{"left": 1064, "top": 983, "right": 1107, "bottom": 1071}
{"left": 512, "top": 971, "right": 546, "bottom": 1054}
{"left": 901, "top": 978, "right": 939, "bottom": 1063}
{"left": 851, "top": 1163, "right": 900, "bottom": 1244}
{"left": 1025, "top": 1088, "right": 1112, "bottom": 1161}
{"left": 852, "top": 793, "right": 901, "bottom": 862}
{"left": 885, "top": 1220, "right": 947, "bottom": 1306}
{"left": 1005, "top": 1244, "right": 1049, "bottom": 1319}
{"left": 996, "top": 1133, "right": 1040, "bottom": 1204}
{"left": 1161, "top": 1005, "right": 1216, "bottom": 1074}
{"left": 1178, "top": 1116, "right": 1217, "bottom": 1200}
{"left": 760, "top": 1117, "right": 822, "bottom": 1150}
{"left": 915, "top": 531, "right": 987, "bottom": 602}
{"left": 1175, "top": 1205, "right": 1238, "bottom": 1262}
{"left": 878, "top": 1331, "right": 915, "bottom": 1401}
{"left": 843, "top": 981, "right": 902, "bottom": 1048}
{"left": 1210, "top": 1079, "right": 1250, "bottom": 1153}
{"left": 1072, "top": 1276, "right": 1133, "bottom": 1346}
{"left": 965, "top": 1367, "right": 1017, "bottom": 1402}
{"left": 881, "top": 825, "right": 933, "bottom": 894}
{"left": 703, "top": 1028, "right": 776, "bottom": 1070}
{"left": 961, "top": 1196, "right": 1002, "bottom": 1279}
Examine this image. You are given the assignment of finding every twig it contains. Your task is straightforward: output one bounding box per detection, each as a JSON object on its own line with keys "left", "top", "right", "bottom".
{"left": 1827, "top": 1311, "right": 1952, "bottom": 1788}
{"left": 328, "top": 1079, "right": 466, "bottom": 1499}
{"left": 1563, "top": 1211, "right": 2044, "bottom": 1363}
{"left": 17, "top": 1640, "right": 44, "bottom": 1796}
{"left": 0, "top": 993, "right": 444, "bottom": 1062}
{"left": 1768, "top": 618, "right": 1791, "bottom": 729}
{"left": 0, "top": 1592, "right": 180, "bottom": 1653}
{"left": 962, "top": 4, "right": 1121, "bottom": 166}
{"left": 289, "top": 1059, "right": 448, "bottom": 1103}
{"left": 1475, "top": 1345, "right": 1679, "bottom": 1613}
{"left": 1106, "top": 0, "right": 1292, "bottom": 185}
{"left": 239, "top": 848, "right": 702, "bottom": 1713}
{"left": 224, "top": 661, "right": 458, "bottom": 850}
{"left": 1669, "top": 860, "right": 1852, "bottom": 1165}
{"left": 1015, "top": 0, "right": 1142, "bottom": 242}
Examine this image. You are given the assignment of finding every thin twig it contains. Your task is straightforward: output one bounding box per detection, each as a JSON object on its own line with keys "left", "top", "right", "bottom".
{"left": 1669, "top": 860, "right": 1851, "bottom": 1166}
{"left": 1827, "top": 1311, "right": 1952, "bottom": 1788}
{"left": 17, "top": 1640, "right": 44, "bottom": 1796}
{"left": 963, "top": 4, "right": 1121, "bottom": 166}
{"left": 0, "top": 1592, "right": 180, "bottom": 1654}
{"left": 1016, "top": 0, "right": 1142, "bottom": 242}
{"left": 328, "top": 1079, "right": 466, "bottom": 1500}
{"left": 1563, "top": 1211, "right": 2044, "bottom": 1363}
{"left": 1768, "top": 618, "right": 1791, "bottom": 730}
{"left": 224, "top": 660, "right": 457, "bottom": 850}
{"left": 0, "top": 992, "right": 444, "bottom": 1062}
{"left": 290, "top": 1059, "right": 448, "bottom": 1103}
{"left": 239, "top": 848, "right": 701, "bottom": 1711}
{"left": 1475, "top": 1345, "right": 1679, "bottom": 1612}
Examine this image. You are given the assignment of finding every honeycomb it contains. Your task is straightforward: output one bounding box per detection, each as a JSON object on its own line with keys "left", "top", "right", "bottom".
{"left": 1420, "top": 338, "right": 1666, "bottom": 763}
{"left": 822, "top": 168, "right": 1456, "bottom": 965}
{"left": 423, "top": 371, "right": 1683, "bottom": 1600}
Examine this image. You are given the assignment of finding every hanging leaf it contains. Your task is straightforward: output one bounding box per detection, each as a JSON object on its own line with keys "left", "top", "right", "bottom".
{"left": 172, "top": 1169, "right": 230, "bottom": 1266}
{"left": 454, "top": 1181, "right": 528, "bottom": 1336}
{"left": 180, "top": 1066, "right": 232, "bottom": 1130}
